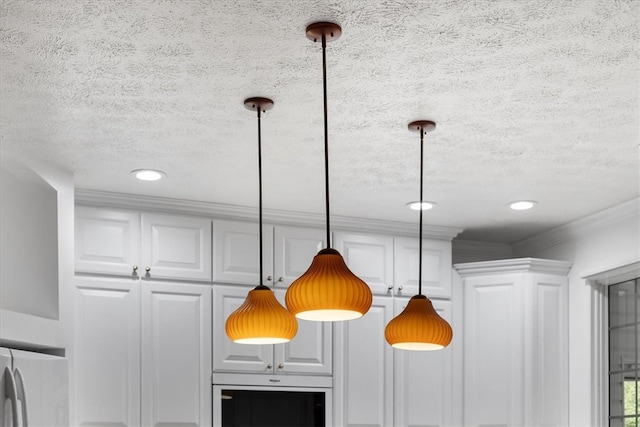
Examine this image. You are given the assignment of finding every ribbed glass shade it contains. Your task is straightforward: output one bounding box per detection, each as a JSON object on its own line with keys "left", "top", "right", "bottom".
{"left": 385, "top": 294, "right": 453, "bottom": 350}
{"left": 225, "top": 285, "right": 298, "bottom": 344}
{"left": 285, "top": 248, "right": 373, "bottom": 321}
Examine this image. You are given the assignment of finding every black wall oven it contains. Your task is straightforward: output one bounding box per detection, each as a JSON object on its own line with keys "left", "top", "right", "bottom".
{"left": 213, "top": 384, "right": 332, "bottom": 427}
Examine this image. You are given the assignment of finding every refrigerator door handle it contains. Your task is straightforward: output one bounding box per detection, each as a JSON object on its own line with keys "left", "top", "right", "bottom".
{"left": 3, "top": 367, "right": 19, "bottom": 427}
{"left": 13, "top": 369, "right": 28, "bottom": 427}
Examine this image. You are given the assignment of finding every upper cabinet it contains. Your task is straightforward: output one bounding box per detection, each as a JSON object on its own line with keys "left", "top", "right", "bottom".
{"left": 334, "top": 231, "right": 452, "bottom": 298}
{"left": 334, "top": 232, "right": 394, "bottom": 295}
{"left": 75, "top": 206, "right": 212, "bottom": 282}
{"left": 394, "top": 237, "right": 452, "bottom": 298}
{"left": 213, "top": 220, "right": 325, "bottom": 287}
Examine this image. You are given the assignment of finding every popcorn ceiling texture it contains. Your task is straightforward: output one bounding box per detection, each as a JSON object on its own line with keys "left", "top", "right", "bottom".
{"left": 1, "top": 0, "right": 638, "bottom": 242}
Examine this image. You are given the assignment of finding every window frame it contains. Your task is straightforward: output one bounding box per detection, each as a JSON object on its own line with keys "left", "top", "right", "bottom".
{"left": 586, "top": 261, "right": 640, "bottom": 426}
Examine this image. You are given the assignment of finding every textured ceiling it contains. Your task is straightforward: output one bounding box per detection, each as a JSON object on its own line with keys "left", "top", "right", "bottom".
{"left": 1, "top": 0, "right": 638, "bottom": 243}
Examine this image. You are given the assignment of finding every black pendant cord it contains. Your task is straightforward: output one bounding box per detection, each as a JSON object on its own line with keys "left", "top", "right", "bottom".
{"left": 322, "top": 34, "right": 331, "bottom": 249}
{"left": 418, "top": 129, "right": 424, "bottom": 296}
{"left": 257, "top": 107, "right": 264, "bottom": 286}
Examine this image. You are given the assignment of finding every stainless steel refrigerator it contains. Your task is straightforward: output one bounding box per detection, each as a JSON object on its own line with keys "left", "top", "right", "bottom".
{"left": 1, "top": 347, "right": 68, "bottom": 426}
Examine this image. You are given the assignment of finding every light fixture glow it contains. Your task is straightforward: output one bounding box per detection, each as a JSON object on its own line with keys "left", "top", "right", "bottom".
{"left": 406, "top": 201, "right": 436, "bottom": 211}
{"left": 224, "top": 97, "right": 298, "bottom": 344}
{"left": 509, "top": 200, "right": 537, "bottom": 211}
{"left": 131, "top": 169, "right": 165, "bottom": 181}
{"left": 284, "top": 22, "right": 373, "bottom": 322}
{"left": 384, "top": 120, "right": 453, "bottom": 351}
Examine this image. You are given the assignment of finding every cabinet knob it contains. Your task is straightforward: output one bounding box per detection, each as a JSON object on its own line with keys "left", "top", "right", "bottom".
{"left": 145, "top": 267, "right": 151, "bottom": 273}
{"left": 278, "top": 363, "right": 284, "bottom": 369}
{"left": 133, "top": 266, "right": 138, "bottom": 272}
{"left": 278, "top": 277, "right": 284, "bottom": 283}
{"left": 266, "top": 276, "right": 273, "bottom": 282}
{"left": 387, "top": 285, "right": 393, "bottom": 291}
{"left": 267, "top": 363, "right": 273, "bottom": 369}
{"left": 397, "top": 285, "right": 403, "bottom": 292}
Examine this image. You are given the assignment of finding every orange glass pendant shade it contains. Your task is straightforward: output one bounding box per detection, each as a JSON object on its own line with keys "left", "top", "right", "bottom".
{"left": 225, "top": 285, "right": 298, "bottom": 344}
{"left": 384, "top": 294, "right": 452, "bottom": 350}
{"left": 285, "top": 249, "right": 373, "bottom": 321}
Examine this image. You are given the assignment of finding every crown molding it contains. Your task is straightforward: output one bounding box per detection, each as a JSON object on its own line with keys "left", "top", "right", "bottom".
{"left": 454, "top": 257, "right": 573, "bottom": 277}
{"left": 512, "top": 197, "right": 640, "bottom": 255}
{"left": 75, "top": 189, "right": 463, "bottom": 240}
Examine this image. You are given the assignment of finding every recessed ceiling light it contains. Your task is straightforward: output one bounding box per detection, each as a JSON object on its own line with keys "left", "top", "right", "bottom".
{"left": 131, "top": 169, "right": 166, "bottom": 181}
{"left": 406, "top": 201, "right": 436, "bottom": 211}
{"left": 509, "top": 200, "right": 537, "bottom": 211}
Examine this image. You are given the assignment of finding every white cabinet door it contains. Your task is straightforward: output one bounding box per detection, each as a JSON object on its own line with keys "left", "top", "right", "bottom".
{"left": 212, "top": 285, "right": 332, "bottom": 376}
{"left": 393, "top": 297, "right": 453, "bottom": 427}
{"left": 141, "top": 213, "right": 212, "bottom": 281}
{"left": 273, "top": 226, "right": 326, "bottom": 288}
{"left": 334, "top": 296, "right": 394, "bottom": 427}
{"left": 273, "top": 289, "right": 332, "bottom": 375}
{"left": 74, "top": 277, "right": 140, "bottom": 426}
{"left": 213, "top": 220, "right": 274, "bottom": 285}
{"left": 75, "top": 206, "right": 140, "bottom": 276}
{"left": 212, "top": 285, "right": 273, "bottom": 373}
{"left": 141, "top": 281, "right": 212, "bottom": 427}
{"left": 394, "top": 237, "right": 452, "bottom": 298}
{"left": 334, "top": 232, "right": 394, "bottom": 295}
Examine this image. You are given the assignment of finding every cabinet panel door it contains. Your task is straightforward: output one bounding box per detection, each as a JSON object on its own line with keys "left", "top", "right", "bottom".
{"left": 393, "top": 298, "right": 453, "bottom": 427}
{"left": 74, "top": 277, "right": 140, "bottom": 426}
{"left": 273, "top": 226, "right": 326, "bottom": 288}
{"left": 75, "top": 206, "right": 140, "bottom": 276}
{"left": 213, "top": 220, "right": 273, "bottom": 285}
{"left": 463, "top": 274, "right": 524, "bottom": 427}
{"left": 212, "top": 285, "right": 273, "bottom": 373}
{"left": 334, "top": 296, "right": 393, "bottom": 427}
{"left": 273, "top": 289, "right": 332, "bottom": 375}
{"left": 334, "top": 232, "right": 394, "bottom": 295}
{"left": 141, "top": 282, "right": 212, "bottom": 427}
{"left": 394, "top": 237, "right": 452, "bottom": 298}
{"left": 141, "top": 213, "right": 212, "bottom": 281}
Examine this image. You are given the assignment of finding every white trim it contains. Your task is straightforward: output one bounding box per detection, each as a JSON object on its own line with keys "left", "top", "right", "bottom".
{"left": 585, "top": 262, "right": 640, "bottom": 427}
{"left": 513, "top": 198, "right": 640, "bottom": 255}
{"left": 75, "top": 189, "right": 463, "bottom": 240}
{"left": 582, "top": 261, "right": 640, "bottom": 286}
{"left": 454, "top": 257, "right": 573, "bottom": 277}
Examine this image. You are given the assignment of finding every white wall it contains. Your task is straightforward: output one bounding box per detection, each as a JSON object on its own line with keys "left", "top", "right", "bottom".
{"left": 513, "top": 198, "right": 640, "bottom": 427}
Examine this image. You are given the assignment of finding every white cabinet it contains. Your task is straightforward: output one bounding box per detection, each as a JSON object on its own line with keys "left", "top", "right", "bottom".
{"left": 393, "top": 297, "right": 453, "bottom": 427}
{"left": 334, "top": 231, "right": 452, "bottom": 298}
{"left": 141, "top": 281, "right": 212, "bottom": 427}
{"left": 213, "top": 220, "right": 325, "bottom": 287}
{"left": 75, "top": 206, "right": 212, "bottom": 281}
{"left": 74, "top": 276, "right": 212, "bottom": 427}
{"left": 333, "top": 296, "right": 394, "bottom": 427}
{"left": 334, "top": 295, "right": 454, "bottom": 427}
{"left": 74, "top": 277, "right": 140, "bottom": 426}
{"left": 394, "top": 236, "right": 452, "bottom": 298}
{"left": 455, "top": 258, "right": 571, "bottom": 427}
{"left": 213, "top": 284, "right": 331, "bottom": 375}
{"left": 334, "top": 232, "right": 394, "bottom": 295}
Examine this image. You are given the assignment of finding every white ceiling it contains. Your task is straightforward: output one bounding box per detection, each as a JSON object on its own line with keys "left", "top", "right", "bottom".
{"left": 1, "top": 0, "right": 638, "bottom": 243}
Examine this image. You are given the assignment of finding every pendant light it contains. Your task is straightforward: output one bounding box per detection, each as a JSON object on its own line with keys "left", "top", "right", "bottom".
{"left": 285, "top": 22, "right": 373, "bottom": 322}
{"left": 384, "top": 121, "right": 453, "bottom": 350}
{"left": 225, "top": 98, "right": 298, "bottom": 344}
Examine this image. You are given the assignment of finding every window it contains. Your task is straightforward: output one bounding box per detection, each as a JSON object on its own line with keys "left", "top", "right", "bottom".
{"left": 609, "top": 278, "right": 639, "bottom": 427}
